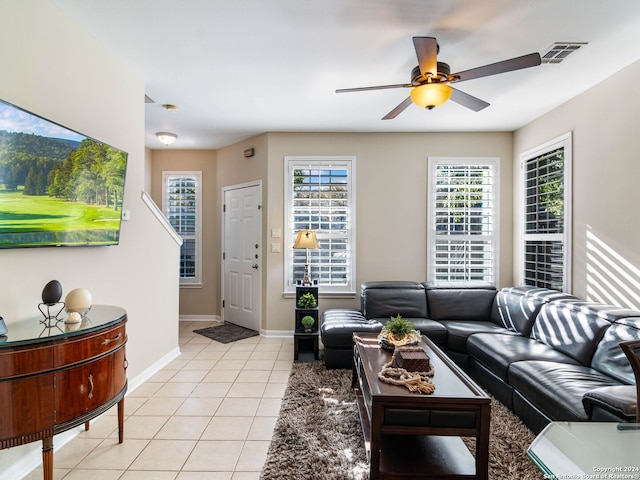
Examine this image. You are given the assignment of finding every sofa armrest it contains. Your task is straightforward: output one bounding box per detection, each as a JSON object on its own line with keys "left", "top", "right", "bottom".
{"left": 582, "top": 385, "right": 637, "bottom": 422}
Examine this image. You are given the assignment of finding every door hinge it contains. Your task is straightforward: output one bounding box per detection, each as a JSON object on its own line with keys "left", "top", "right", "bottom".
{"left": 258, "top": 205, "right": 261, "bottom": 210}
{"left": 222, "top": 252, "right": 225, "bottom": 260}
{"left": 223, "top": 204, "right": 226, "bottom": 212}
{"left": 222, "top": 300, "right": 225, "bottom": 308}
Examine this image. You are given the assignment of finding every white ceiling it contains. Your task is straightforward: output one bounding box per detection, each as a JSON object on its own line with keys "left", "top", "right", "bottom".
{"left": 52, "top": 0, "right": 640, "bottom": 150}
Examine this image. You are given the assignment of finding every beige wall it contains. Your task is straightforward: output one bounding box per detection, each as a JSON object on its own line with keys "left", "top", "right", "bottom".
{"left": 514, "top": 59, "right": 640, "bottom": 309}
{"left": 152, "top": 131, "right": 514, "bottom": 332}
{"left": 263, "top": 132, "right": 514, "bottom": 332}
{"left": 149, "top": 149, "right": 219, "bottom": 317}
{"left": 0, "top": 1, "right": 180, "bottom": 474}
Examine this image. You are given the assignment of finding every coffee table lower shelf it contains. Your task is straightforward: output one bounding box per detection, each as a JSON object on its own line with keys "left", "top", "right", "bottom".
{"left": 355, "top": 387, "right": 478, "bottom": 479}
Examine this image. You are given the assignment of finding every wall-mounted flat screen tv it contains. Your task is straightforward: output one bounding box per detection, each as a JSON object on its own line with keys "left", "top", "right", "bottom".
{"left": 0, "top": 98, "right": 128, "bottom": 248}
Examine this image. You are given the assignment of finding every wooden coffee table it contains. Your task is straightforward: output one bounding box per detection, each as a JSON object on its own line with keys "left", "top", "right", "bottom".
{"left": 352, "top": 333, "right": 490, "bottom": 480}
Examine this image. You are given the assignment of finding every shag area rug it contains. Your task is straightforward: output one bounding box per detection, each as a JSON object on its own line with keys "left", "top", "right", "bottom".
{"left": 193, "top": 323, "right": 258, "bottom": 343}
{"left": 261, "top": 362, "right": 544, "bottom": 480}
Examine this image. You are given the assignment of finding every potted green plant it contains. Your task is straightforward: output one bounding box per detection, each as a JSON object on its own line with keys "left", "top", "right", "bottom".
{"left": 301, "top": 315, "right": 315, "bottom": 332}
{"left": 379, "top": 314, "right": 420, "bottom": 350}
{"left": 297, "top": 292, "right": 317, "bottom": 309}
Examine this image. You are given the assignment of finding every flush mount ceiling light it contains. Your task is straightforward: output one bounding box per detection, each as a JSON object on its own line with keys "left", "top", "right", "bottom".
{"left": 156, "top": 132, "right": 178, "bottom": 146}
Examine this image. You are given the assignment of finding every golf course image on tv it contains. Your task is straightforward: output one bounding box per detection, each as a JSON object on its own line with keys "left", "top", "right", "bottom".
{"left": 0, "top": 98, "right": 128, "bottom": 248}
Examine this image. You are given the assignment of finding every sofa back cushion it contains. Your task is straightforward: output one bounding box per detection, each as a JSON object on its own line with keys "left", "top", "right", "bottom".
{"left": 360, "top": 281, "right": 428, "bottom": 319}
{"left": 591, "top": 317, "right": 640, "bottom": 384}
{"left": 530, "top": 301, "right": 620, "bottom": 366}
{"left": 423, "top": 282, "right": 496, "bottom": 321}
{"left": 490, "top": 286, "right": 576, "bottom": 335}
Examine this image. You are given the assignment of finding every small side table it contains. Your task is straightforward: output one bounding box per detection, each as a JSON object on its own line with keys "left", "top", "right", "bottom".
{"left": 294, "top": 331, "right": 319, "bottom": 362}
{"left": 527, "top": 421, "right": 640, "bottom": 476}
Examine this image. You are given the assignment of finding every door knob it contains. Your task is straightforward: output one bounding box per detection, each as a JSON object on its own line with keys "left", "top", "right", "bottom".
{"left": 252, "top": 264, "right": 259, "bottom": 269}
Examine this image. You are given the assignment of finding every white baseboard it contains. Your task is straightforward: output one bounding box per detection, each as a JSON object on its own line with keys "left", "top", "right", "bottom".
{"left": 179, "top": 314, "right": 220, "bottom": 322}
{"left": 260, "top": 329, "right": 294, "bottom": 338}
{"left": 5, "top": 346, "right": 182, "bottom": 480}
{"left": 126, "top": 346, "right": 182, "bottom": 393}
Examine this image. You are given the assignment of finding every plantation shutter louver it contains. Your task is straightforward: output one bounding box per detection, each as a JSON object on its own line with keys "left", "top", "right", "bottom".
{"left": 163, "top": 172, "right": 200, "bottom": 283}
{"left": 523, "top": 146, "right": 566, "bottom": 290}
{"left": 429, "top": 159, "right": 498, "bottom": 284}
{"left": 286, "top": 157, "right": 355, "bottom": 293}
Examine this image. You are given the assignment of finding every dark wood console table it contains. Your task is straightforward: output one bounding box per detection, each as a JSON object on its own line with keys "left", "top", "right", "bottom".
{"left": 0, "top": 305, "right": 127, "bottom": 480}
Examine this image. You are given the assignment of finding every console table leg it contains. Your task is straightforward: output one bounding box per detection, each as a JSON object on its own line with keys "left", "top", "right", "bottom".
{"left": 42, "top": 437, "right": 53, "bottom": 480}
{"left": 117, "top": 397, "right": 125, "bottom": 444}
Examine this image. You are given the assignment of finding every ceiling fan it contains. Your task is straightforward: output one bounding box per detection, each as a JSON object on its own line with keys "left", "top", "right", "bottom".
{"left": 336, "top": 37, "right": 542, "bottom": 120}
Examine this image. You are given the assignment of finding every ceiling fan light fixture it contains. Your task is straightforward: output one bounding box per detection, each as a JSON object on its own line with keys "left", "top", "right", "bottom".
{"left": 156, "top": 131, "right": 178, "bottom": 146}
{"left": 410, "top": 83, "right": 452, "bottom": 109}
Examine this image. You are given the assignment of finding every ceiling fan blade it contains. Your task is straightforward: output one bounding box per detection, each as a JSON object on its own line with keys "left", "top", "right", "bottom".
{"left": 382, "top": 97, "right": 413, "bottom": 120}
{"left": 336, "top": 83, "right": 411, "bottom": 93}
{"left": 413, "top": 37, "right": 438, "bottom": 77}
{"left": 452, "top": 52, "right": 541, "bottom": 83}
{"left": 449, "top": 87, "right": 490, "bottom": 112}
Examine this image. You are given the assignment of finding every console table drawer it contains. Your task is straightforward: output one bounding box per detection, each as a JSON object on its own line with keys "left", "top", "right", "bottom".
{"left": 0, "top": 344, "right": 54, "bottom": 378}
{"left": 54, "top": 323, "right": 126, "bottom": 367}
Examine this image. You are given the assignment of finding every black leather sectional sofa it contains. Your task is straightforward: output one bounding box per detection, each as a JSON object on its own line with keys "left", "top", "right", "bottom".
{"left": 320, "top": 281, "right": 640, "bottom": 433}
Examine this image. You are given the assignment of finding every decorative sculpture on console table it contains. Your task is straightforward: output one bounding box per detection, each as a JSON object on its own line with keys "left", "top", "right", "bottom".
{"left": 38, "top": 279, "right": 65, "bottom": 328}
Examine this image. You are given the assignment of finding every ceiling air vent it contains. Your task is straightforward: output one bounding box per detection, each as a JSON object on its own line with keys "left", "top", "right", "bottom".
{"left": 541, "top": 42, "right": 587, "bottom": 64}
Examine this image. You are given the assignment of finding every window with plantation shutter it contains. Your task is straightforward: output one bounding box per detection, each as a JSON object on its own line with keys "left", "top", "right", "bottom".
{"left": 162, "top": 171, "right": 202, "bottom": 286}
{"left": 520, "top": 133, "right": 572, "bottom": 291}
{"left": 285, "top": 157, "right": 356, "bottom": 294}
{"left": 428, "top": 158, "right": 499, "bottom": 284}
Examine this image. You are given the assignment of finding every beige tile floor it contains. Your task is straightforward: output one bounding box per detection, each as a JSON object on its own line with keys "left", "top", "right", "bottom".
{"left": 24, "top": 321, "right": 293, "bottom": 480}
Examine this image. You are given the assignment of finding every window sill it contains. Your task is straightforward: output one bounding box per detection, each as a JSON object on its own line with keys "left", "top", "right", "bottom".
{"left": 283, "top": 290, "right": 356, "bottom": 299}
{"left": 180, "top": 283, "right": 202, "bottom": 289}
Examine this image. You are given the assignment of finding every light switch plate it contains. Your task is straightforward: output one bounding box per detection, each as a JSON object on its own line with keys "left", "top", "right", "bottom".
{"left": 271, "top": 228, "right": 281, "bottom": 238}
{"left": 271, "top": 243, "right": 281, "bottom": 253}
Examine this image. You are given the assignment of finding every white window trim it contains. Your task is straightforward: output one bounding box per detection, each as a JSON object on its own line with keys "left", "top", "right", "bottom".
{"left": 162, "top": 171, "right": 202, "bottom": 287}
{"left": 427, "top": 157, "right": 500, "bottom": 285}
{"left": 284, "top": 156, "right": 356, "bottom": 296}
{"left": 518, "top": 132, "right": 572, "bottom": 292}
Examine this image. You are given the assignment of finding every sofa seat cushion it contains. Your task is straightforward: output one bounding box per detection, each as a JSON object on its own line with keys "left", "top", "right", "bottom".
{"left": 321, "top": 309, "right": 382, "bottom": 348}
{"left": 468, "top": 333, "right": 580, "bottom": 381}
{"left": 438, "top": 320, "right": 515, "bottom": 353}
{"left": 508, "top": 360, "right": 624, "bottom": 421}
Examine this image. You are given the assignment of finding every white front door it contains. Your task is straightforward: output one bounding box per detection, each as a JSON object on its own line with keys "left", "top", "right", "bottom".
{"left": 223, "top": 183, "right": 261, "bottom": 331}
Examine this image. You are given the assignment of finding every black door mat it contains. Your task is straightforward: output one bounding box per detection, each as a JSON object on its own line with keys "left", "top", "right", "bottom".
{"left": 193, "top": 323, "right": 259, "bottom": 344}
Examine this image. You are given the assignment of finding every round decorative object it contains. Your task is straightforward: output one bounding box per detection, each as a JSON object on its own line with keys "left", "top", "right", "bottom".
{"left": 65, "top": 288, "right": 92, "bottom": 314}
{"left": 66, "top": 311, "right": 82, "bottom": 324}
{"left": 41, "top": 280, "right": 63, "bottom": 305}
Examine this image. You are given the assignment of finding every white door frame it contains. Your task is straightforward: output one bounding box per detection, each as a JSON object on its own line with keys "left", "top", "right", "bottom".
{"left": 221, "top": 180, "right": 262, "bottom": 330}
